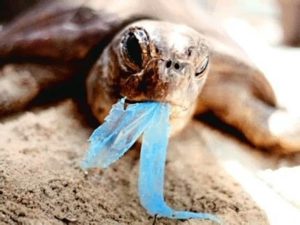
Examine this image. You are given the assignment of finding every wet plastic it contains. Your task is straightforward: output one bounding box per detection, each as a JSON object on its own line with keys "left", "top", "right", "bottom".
{"left": 139, "top": 103, "right": 221, "bottom": 223}
{"left": 81, "top": 98, "right": 221, "bottom": 224}
{"left": 81, "top": 98, "right": 159, "bottom": 169}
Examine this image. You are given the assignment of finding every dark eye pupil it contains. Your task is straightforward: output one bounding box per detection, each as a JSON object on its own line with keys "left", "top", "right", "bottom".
{"left": 125, "top": 32, "right": 143, "bottom": 68}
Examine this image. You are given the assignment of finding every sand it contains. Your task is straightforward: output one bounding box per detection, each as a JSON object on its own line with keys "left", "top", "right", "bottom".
{"left": 0, "top": 100, "right": 269, "bottom": 225}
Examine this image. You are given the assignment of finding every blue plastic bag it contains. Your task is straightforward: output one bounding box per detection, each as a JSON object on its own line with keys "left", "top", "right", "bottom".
{"left": 81, "top": 98, "right": 221, "bottom": 224}
{"left": 81, "top": 98, "right": 159, "bottom": 169}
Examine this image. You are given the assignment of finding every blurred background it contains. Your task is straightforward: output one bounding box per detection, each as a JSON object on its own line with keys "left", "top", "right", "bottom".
{"left": 198, "top": 1, "right": 300, "bottom": 225}
{"left": 1, "top": 1, "right": 299, "bottom": 224}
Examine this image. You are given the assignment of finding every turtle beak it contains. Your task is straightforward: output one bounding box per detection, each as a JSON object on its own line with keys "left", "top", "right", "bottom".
{"left": 120, "top": 58, "right": 169, "bottom": 102}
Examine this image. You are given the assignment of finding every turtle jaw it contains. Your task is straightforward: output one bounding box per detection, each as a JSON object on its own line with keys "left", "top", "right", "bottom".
{"left": 122, "top": 95, "right": 195, "bottom": 137}
{"left": 118, "top": 64, "right": 206, "bottom": 135}
{"left": 119, "top": 73, "right": 199, "bottom": 136}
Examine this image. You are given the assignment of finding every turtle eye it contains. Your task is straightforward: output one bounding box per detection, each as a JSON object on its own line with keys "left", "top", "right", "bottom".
{"left": 124, "top": 32, "right": 143, "bottom": 68}
{"left": 195, "top": 57, "right": 209, "bottom": 77}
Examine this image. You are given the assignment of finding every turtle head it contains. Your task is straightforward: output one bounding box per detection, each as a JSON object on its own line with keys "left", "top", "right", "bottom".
{"left": 116, "top": 21, "right": 209, "bottom": 107}
{"left": 117, "top": 20, "right": 209, "bottom": 130}
{"left": 87, "top": 20, "right": 209, "bottom": 134}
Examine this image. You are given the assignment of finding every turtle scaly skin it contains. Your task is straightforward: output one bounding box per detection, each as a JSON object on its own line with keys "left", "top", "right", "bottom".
{"left": 0, "top": 0, "right": 300, "bottom": 153}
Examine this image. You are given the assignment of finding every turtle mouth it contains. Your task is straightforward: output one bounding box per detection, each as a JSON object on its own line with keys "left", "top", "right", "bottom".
{"left": 124, "top": 99, "right": 151, "bottom": 104}
{"left": 124, "top": 98, "right": 189, "bottom": 112}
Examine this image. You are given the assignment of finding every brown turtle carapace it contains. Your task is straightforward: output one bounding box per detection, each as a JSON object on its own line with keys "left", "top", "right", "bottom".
{"left": 0, "top": 0, "right": 300, "bottom": 154}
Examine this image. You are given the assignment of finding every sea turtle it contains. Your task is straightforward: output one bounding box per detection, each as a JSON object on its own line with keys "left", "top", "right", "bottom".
{"left": 0, "top": 0, "right": 299, "bottom": 156}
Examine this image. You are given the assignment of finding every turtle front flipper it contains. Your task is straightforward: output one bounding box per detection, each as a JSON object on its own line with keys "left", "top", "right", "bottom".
{"left": 0, "top": 63, "right": 76, "bottom": 116}
{"left": 197, "top": 69, "right": 300, "bottom": 154}
{"left": 0, "top": 1, "right": 129, "bottom": 116}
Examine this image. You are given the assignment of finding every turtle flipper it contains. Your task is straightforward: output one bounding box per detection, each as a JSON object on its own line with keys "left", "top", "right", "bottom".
{"left": 0, "top": 63, "right": 75, "bottom": 116}
{"left": 197, "top": 76, "right": 300, "bottom": 154}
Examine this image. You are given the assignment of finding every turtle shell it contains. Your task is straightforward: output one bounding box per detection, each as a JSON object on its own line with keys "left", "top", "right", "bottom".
{"left": 7, "top": 0, "right": 300, "bottom": 153}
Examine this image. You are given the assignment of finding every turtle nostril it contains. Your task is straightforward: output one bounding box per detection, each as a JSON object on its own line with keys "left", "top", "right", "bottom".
{"left": 166, "top": 60, "right": 172, "bottom": 68}
{"left": 165, "top": 60, "right": 182, "bottom": 70}
{"left": 174, "top": 63, "right": 180, "bottom": 70}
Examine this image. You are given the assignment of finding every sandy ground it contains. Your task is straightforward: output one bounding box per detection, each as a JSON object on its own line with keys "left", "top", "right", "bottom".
{"left": 0, "top": 100, "right": 269, "bottom": 225}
